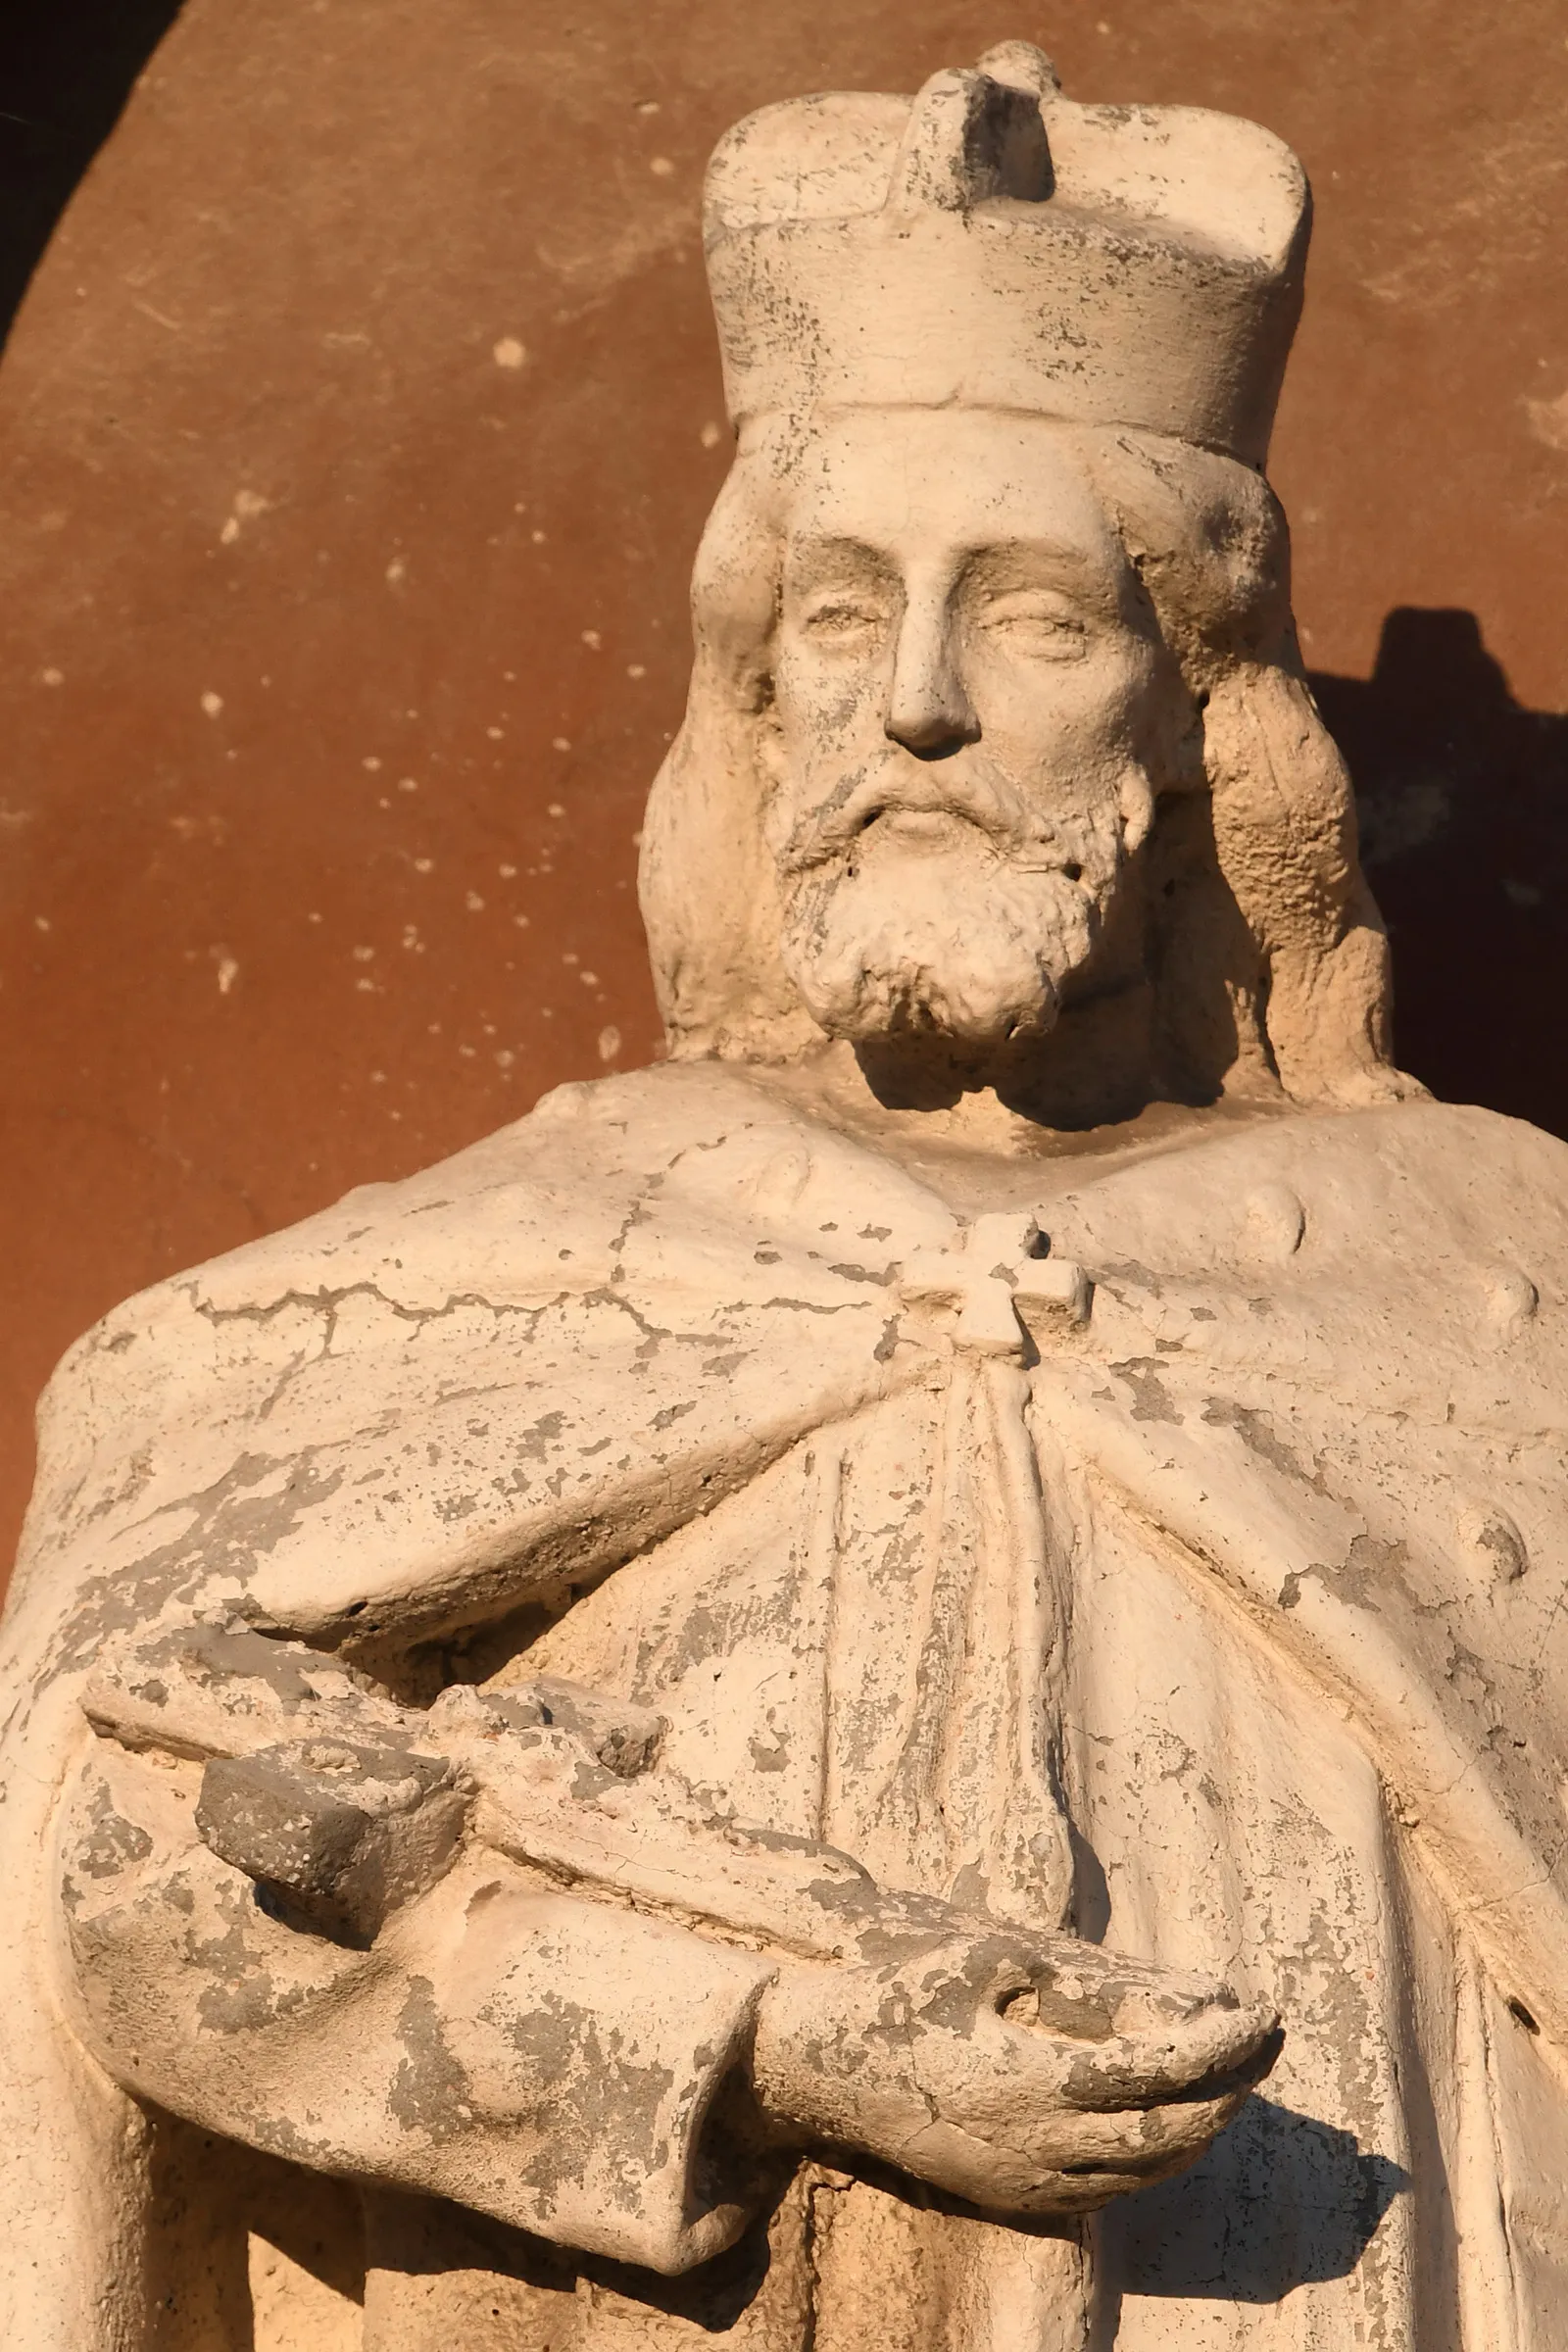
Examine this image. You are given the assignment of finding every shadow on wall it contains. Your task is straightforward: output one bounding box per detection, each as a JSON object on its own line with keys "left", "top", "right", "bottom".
{"left": 0, "top": 0, "right": 187, "bottom": 345}
{"left": 1309, "top": 609, "right": 1568, "bottom": 1132}
{"left": 1096, "top": 2095, "right": 1410, "bottom": 2310}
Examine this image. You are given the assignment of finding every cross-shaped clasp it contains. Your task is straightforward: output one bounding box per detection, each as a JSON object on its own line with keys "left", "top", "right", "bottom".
{"left": 897, "top": 1211, "right": 1090, "bottom": 1358}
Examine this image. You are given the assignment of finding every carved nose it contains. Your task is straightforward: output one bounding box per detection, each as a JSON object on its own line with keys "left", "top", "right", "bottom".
{"left": 886, "top": 702, "right": 978, "bottom": 756}
{"left": 885, "top": 606, "right": 978, "bottom": 757}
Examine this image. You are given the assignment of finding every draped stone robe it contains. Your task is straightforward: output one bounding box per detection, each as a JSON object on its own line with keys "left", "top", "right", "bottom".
{"left": 8, "top": 1059, "right": 1568, "bottom": 2352}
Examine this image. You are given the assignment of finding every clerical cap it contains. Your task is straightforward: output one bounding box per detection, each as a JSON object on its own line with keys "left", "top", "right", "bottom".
{"left": 704, "top": 42, "right": 1309, "bottom": 467}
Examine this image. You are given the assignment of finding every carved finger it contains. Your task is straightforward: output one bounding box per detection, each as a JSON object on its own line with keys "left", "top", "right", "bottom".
{"left": 1058, "top": 1998, "right": 1281, "bottom": 2113}
{"left": 883, "top": 2079, "right": 1256, "bottom": 2218}
{"left": 1016, "top": 2083, "right": 1255, "bottom": 2176}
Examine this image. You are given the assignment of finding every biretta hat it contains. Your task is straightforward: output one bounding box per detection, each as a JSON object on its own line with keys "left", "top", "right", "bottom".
{"left": 704, "top": 42, "right": 1309, "bottom": 467}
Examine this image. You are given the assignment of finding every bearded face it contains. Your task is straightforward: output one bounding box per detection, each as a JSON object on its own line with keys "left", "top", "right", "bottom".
{"left": 760, "top": 411, "right": 1174, "bottom": 1066}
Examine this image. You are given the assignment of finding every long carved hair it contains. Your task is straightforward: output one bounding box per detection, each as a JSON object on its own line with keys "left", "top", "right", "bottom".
{"left": 639, "top": 417, "right": 1415, "bottom": 1110}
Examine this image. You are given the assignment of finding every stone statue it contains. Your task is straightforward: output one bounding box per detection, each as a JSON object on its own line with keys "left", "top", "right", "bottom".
{"left": 6, "top": 42, "right": 1568, "bottom": 2352}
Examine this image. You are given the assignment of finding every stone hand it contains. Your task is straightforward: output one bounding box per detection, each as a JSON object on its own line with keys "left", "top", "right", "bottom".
{"left": 751, "top": 1928, "right": 1280, "bottom": 2216}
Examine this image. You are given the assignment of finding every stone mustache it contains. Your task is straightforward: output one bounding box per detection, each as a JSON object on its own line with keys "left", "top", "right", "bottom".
{"left": 4, "top": 38, "right": 1567, "bottom": 2352}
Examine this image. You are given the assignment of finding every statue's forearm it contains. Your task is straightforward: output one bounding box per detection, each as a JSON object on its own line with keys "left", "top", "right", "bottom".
{"left": 80, "top": 1621, "right": 965, "bottom": 1967}
{"left": 59, "top": 1749, "right": 776, "bottom": 2275}
{"left": 67, "top": 1619, "right": 1279, "bottom": 2242}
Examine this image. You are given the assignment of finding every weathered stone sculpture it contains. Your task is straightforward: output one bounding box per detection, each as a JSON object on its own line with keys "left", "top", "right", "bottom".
{"left": 5, "top": 41, "right": 1567, "bottom": 2352}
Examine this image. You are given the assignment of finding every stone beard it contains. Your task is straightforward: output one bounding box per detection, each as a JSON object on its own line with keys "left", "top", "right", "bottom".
{"left": 8, "top": 38, "right": 1568, "bottom": 2352}
{"left": 775, "top": 773, "right": 1104, "bottom": 1054}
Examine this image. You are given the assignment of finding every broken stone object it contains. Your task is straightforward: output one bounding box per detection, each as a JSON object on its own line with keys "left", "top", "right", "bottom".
{"left": 3, "top": 35, "right": 1565, "bottom": 2352}
{"left": 195, "top": 1739, "right": 466, "bottom": 1945}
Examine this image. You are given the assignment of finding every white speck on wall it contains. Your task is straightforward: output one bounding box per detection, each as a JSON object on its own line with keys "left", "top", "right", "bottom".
{"left": 215, "top": 953, "right": 239, "bottom": 995}
{"left": 580, "top": 970, "right": 600, "bottom": 987}
{"left": 531, "top": 529, "right": 547, "bottom": 545}
{"left": 355, "top": 977, "right": 376, "bottom": 994}
{"left": 650, "top": 156, "right": 674, "bottom": 177}
{"left": 363, "top": 756, "right": 382, "bottom": 772}
{"left": 219, "top": 488, "right": 270, "bottom": 546}
{"left": 466, "top": 891, "right": 486, "bottom": 912}
{"left": 627, "top": 663, "right": 647, "bottom": 679}
{"left": 487, "top": 726, "right": 505, "bottom": 740}
{"left": 562, "top": 951, "right": 579, "bottom": 966}
{"left": 581, "top": 629, "right": 603, "bottom": 651}
{"left": 513, "top": 912, "right": 530, "bottom": 928}
{"left": 386, "top": 557, "right": 407, "bottom": 586}
{"left": 414, "top": 857, "right": 434, "bottom": 874}
{"left": 700, "top": 420, "right": 723, "bottom": 449}
{"left": 499, "top": 862, "right": 517, "bottom": 878}
{"left": 34, "top": 914, "right": 51, "bottom": 932}
{"left": 548, "top": 803, "right": 565, "bottom": 818}
{"left": 352, "top": 945, "right": 375, "bottom": 962}
{"left": 1525, "top": 388, "right": 1568, "bottom": 453}
{"left": 552, "top": 737, "right": 570, "bottom": 753}
{"left": 493, "top": 337, "right": 527, "bottom": 370}
{"left": 398, "top": 776, "right": 418, "bottom": 793}
{"left": 598, "top": 1025, "right": 622, "bottom": 1061}
{"left": 201, "top": 691, "right": 224, "bottom": 718}
{"left": 41, "top": 667, "right": 64, "bottom": 687}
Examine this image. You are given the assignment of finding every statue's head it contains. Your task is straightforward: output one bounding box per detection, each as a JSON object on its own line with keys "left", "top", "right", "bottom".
{"left": 640, "top": 44, "right": 1410, "bottom": 1119}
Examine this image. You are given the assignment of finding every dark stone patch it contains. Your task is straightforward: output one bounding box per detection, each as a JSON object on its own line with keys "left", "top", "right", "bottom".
{"left": 1107, "top": 1358, "right": 1181, "bottom": 1424}
{"left": 388, "top": 1973, "right": 474, "bottom": 2139}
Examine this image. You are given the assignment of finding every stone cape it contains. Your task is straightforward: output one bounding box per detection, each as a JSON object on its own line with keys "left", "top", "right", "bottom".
{"left": 9, "top": 1056, "right": 1568, "bottom": 2349}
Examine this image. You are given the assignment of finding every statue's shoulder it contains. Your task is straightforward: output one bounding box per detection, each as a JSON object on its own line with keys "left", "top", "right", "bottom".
{"left": 119, "top": 1056, "right": 950, "bottom": 1321}
{"left": 54, "top": 1062, "right": 806, "bottom": 1341}
{"left": 1047, "top": 1097, "right": 1568, "bottom": 1430}
{"left": 1053, "top": 1098, "right": 1568, "bottom": 1284}
{"left": 15, "top": 1062, "right": 954, "bottom": 1591}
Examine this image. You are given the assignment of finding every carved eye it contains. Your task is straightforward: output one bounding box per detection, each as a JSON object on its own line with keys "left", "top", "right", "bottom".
{"left": 978, "top": 594, "right": 1088, "bottom": 659}
{"left": 799, "top": 597, "right": 887, "bottom": 641}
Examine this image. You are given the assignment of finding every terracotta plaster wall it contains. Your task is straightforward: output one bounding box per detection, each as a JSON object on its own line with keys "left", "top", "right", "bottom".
{"left": 2, "top": 0, "right": 1567, "bottom": 1569}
